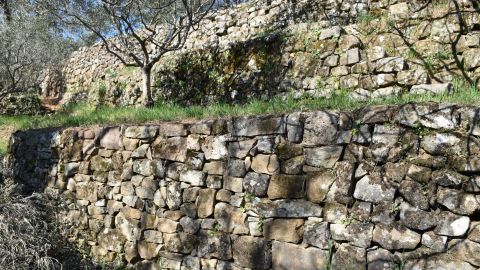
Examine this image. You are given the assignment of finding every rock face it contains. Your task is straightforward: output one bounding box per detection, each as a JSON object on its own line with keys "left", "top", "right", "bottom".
{"left": 12, "top": 103, "right": 480, "bottom": 268}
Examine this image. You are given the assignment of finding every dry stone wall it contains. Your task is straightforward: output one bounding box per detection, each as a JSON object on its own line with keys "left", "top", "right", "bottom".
{"left": 47, "top": 0, "right": 480, "bottom": 107}
{"left": 9, "top": 102, "right": 480, "bottom": 269}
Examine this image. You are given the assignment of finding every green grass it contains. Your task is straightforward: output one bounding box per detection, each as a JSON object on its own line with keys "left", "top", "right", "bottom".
{"left": 0, "top": 78, "right": 478, "bottom": 155}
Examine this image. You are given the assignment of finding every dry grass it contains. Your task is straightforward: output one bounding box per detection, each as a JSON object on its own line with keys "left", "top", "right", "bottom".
{"left": 0, "top": 179, "right": 98, "bottom": 270}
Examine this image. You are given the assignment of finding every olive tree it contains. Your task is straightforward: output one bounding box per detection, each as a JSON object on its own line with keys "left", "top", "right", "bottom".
{"left": 47, "top": 0, "right": 216, "bottom": 106}
{"left": 0, "top": 1, "right": 75, "bottom": 99}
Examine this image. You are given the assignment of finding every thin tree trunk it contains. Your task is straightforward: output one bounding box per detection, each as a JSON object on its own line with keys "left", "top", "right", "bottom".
{"left": 142, "top": 67, "right": 154, "bottom": 107}
{"left": 0, "top": 0, "right": 12, "bottom": 23}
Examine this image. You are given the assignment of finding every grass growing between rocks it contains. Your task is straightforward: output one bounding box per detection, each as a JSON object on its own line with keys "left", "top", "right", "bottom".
{"left": 0, "top": 79, "right": 478, "bottom": 155}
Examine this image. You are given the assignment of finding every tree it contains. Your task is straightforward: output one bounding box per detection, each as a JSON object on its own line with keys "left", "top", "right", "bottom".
{"left": 0, "top": 0, "right": 76, "bottom": 100}
{"left": 46, "top": 0, "right": 216, "bottom": 106}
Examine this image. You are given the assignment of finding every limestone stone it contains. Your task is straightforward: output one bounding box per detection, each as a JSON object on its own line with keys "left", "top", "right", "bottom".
{"left": 306, "top": 170, "right": 336, "bottom": 203}
{"left": 201, "top": 135, "right": 229, "bottom": 160}
{"left": 143, "top": 230, "right": 163, "bottom": 244}
{"left": 186, "top": 134, "right": 202, "bottom": 151}
{"left": 280, "top": 156, "right": 304, "bottom": 174}
{"left": 406, "top": 164, "right": 431, "bottom": 183}
{"left": 89, "top": 156, "right": 113, "bottom": 172}
{"left": 164, "top": 233, "right": 196, "bottom": 254}
{"left": 136, "top": 186, "right": 154, "bottom": 200}
{"left": 197, "top": 230, "right": 232, "bottom": 260}
{"left": 319, "top": 26, "right": 342, "bottom": 40}
{"left": 133, "top": 159, "right": 155, "bottom": 176}
{"left": 179, "top": 170, "right": 206, "bottom": 186}
{"left": 206, "top": 175, "right": 222, "bottom": 189}
{"left": 179, "top": 216, "right": 200, "bottom": 234}
{"left": 233, "top": 236, "right": 271, "bottom": 269}
{"left": 286, "top": 112, "right": 304, "bottom": 143}
{"left": 256, "top": 136, "right": 275, "bottom": 154}
{"left": 437, "top": 187, "right": 479, "bottom": 215}
{"left": 366, "top": 46, "right": 386, "bottom": 61}
{"left": 398, "top": 180, "right": 429, "bottom": 210}
{"left": 227, "top": 159, "right": 246, "bottom": 177}
{"left": 450, "top": 239, "right": 480, "bottom": 266}
{"left": 224, "top": 176, "right": 243, "bottom": 193}
{"left": 267, "top": 174, "right": 306, "bottom": 199}
{"left": 137, "top": 241, "right": 159, "bottom": 260}
{"left": 182, "top": 256, "right": 201, "bottom": 270}
{"left": 186, "top": 151, "right": 205, "bottom": 170}
{"left": 131, "top": 144, "right": 149, "bottom": 158}
{"left": 228, "top": 139, "right": 256, "bottom": 159}
{"left": 468, "top": 221, "right": 480, "bottom": 243}
{"left": 329, "top": 161, "right": 355, "bottom": 204}
{"left": 399, "top": 202, "right": 437, "bottom": 230}
{"left": 422, "top": 231, "right": 447, "bottom": 252}
{"left": 166, "top": 181, "right": 182, "bottom": 210}
{"left": 397, "top": 104, "right": 458, "bottom": 130}
{"left": 410, "top": 83, "right": 453, "bottom": 95}
{"left": 214, "top": 202, "right": 247, "bottom": 234}
{"left": 272, "top": 241, "right": 327, "bottom": 270}
{"left": 153, "top": 136, "right": 187, "bottom": 162}
{"left": 304, "top": 146, "right": 343, "bottom": 169}
{"left": 353, "top": 174, "right": 396, "bottom": 203}
{"left": 373, "top": 223, "right": 421, "bottom": 250}
{"left": 389, "top": 2, "right": 409, "bottom": 19}
{"left": 97, "top": 228, "right": 125, "bottom": 252}
{"left": 303, "top": 218, "right": 330, "bottom": 249}
{"left": 463, "top": 48, "right": 480, "bottom": 70}
{"left": 76, "top": 181, "right": 98, "bottom": 202}
{"left": 231, "top": 115, "right": 285, "bottom": 137}
{"left": 243, "top": 172, "right": 270, "bottom": 196}
{"left": 375, "top": 57, "right": 406, "bottom": 72}
{"left": 64, "top": 162, "right": 80, "bottom": 177}
{"left": 332, "top": 244, "right": 366, "bottom": 270}
{"left": 367, "top": 247, "right": 397, "bottom": 270}
{"left": 251, "top": 154, "right": 280, "bottom": 175}
{"left": 197, "top": 189, "right": 216, "bottom": 218}
{"left": 330, "top": 223, "right": 374, "bottom": 248}
{"left": 432, "top": 169, "right": 469, "bottom": 187}
{"left": 203, "top": 161, "right": 225, "bottom": 175}
{"left": 158, "top": 123, "right": 186, "bottom": 137}
{"left": 124, "top": 126, "right": 157, "bottom": 139}
{"left": 263, "top": 219, "right": 304, "bottom": 243}
{"left": 255, "top": 199, "right": 323, "bottom": 218}
{"left": 434, "top": 212, "right": 470, "bottom": 237}
{"left": 371, "top": 201, "right": 398, "bottom": 225}
{"left": 302, "top": 111, "right": 348, "bottom": 145}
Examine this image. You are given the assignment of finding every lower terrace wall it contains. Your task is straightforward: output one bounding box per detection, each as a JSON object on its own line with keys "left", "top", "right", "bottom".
{"left": 9, "top": 103, "right": 480, "bottom": 269}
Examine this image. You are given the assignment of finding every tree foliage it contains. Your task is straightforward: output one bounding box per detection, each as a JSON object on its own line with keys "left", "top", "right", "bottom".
{"left": 44, "top": 0, "right": 217, "bottom": 106}
{"left": 0, "top": 0, "right": 76, "bottom": 100}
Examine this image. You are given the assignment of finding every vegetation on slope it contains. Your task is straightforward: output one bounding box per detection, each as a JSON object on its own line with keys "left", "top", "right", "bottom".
{"left": 0, "top": 179, "right": 98, "bottom": 270}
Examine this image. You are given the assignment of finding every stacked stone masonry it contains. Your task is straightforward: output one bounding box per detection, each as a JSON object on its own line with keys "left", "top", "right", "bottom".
{"left": 48, "top": 0, "right": 480, "bottom": 106}
{"left": 9, "top": 102, "right": 480, "bottom": 269}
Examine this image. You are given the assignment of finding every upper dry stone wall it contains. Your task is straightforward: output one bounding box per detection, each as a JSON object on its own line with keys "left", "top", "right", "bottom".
{"left": 8, "top": 102, "right": 480, "bottom": 269}
{"left": 44, "top": 0, "right": 480, "bottom": 107}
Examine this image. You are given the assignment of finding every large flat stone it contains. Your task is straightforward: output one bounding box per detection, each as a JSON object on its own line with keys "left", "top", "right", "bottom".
{"left": 272, "top": 241, "right": 328, "bottom": 270}
{"left": 267, "top": 174, "right": 306, "bottom": 199}
{"left": 232, "top": 236, "right": 271, "bottom": 269}
{"left": 304, "top": 146, "right": 343, "bottom": 168}
{"left": 232, "top": 115, "right": 286, "bottom": 137}
{"left": 152, "top": 136, "right": 187, "bottom": 162}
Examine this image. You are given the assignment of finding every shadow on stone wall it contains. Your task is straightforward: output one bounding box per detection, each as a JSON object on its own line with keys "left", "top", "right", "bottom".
{"left": 7, "top": 103, "right": 480, "bottom": 269}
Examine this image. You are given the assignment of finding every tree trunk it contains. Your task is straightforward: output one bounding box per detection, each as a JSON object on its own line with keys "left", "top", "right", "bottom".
{"left": 142, "top": 67, "right": 154, "bottom": 107}
{"left": 0, "top": 0, "right": 12, "bottom": 23}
